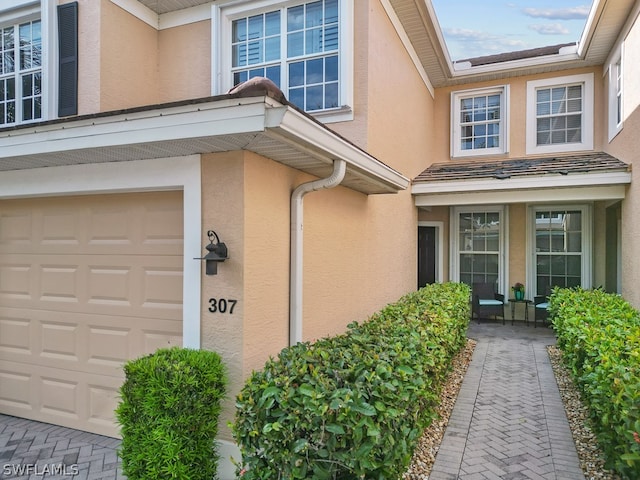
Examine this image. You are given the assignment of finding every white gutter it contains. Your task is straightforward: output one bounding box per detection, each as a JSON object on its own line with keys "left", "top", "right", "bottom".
{"left": 290, "top": 159, "right": 347, "bottom": 346}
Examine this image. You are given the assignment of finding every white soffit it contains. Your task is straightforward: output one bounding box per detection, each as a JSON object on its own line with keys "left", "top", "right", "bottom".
{"left": 0, "top": 96, "right": 408, "bottom": 195}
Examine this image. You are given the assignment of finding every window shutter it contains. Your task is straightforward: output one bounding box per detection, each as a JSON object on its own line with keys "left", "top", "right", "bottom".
{"left": 58, "top": 2, "right": 78, "bottom": 117}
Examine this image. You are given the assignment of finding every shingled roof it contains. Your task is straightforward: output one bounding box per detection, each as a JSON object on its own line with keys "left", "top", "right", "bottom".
{"left": 456, "top": 43, "right": 576, "bottom": 67}
{"left": 414, "top": 152, "right": 630, "bottom": 184}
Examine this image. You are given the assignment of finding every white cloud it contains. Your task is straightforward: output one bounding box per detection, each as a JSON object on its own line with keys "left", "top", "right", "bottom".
{"left": 444, "top": 28, "right": 499, "bottom": 42}
{"left": 443, "top": 28, "right": 527, "bottom": 58}
{"left": 523, "top": 5, "right": 590, "bottom": 20}
{"left": 529, "top": 23, "right": 571, "bottom": 35}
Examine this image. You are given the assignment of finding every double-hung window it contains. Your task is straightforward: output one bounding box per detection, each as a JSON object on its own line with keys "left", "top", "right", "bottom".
{"left": 451, "top": 206, "right": 506, "bottom": 294}
{"left": 0, "top": 18, "right": 42, "bottom": 125}
{"left": 217, "top": 0, "right": 352, "bottom": 119}
{"left": 608, "top": 48, "right": 623, "bottom": 141}
{"left": 451, "top": 86, "right": 508, "bottom": 158}
{"left": 526, "top": 73, "right": 594, "bottom": 154}
{"left": 528, "top": 205, "right": 592, "bottom": 296}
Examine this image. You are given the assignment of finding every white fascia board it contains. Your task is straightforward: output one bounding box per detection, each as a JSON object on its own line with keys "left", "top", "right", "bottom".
{"left": 159, "top": 3, "right": 211, "bottom": 29}
{"left": 411, "top": 171, "right": 631, "bottom": 195}
{"left": 268, "top": 106, "right": 410, "bottom": 192}
{"left": 110, "top": 0, "right": 159, "bottom": 28}
{"left": 452, "top": 50, "right": 581, "bottom": 77}
{"left": 0, "top": 98, "right": 271, "bottom": 158}
{"left": 415, "top": 184, "right": 627, "bottom": 207}
{"left": 109, "top": 0, "right": 212, "bottom": 30}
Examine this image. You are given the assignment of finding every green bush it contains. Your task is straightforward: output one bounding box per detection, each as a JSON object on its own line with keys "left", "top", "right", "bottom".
{"left": 550, "top": 288, "right": 640, "bottom": 478}
{"left": 233, "top": 282, "right": 470, "bottom": 479}
{"left": 115, "top": 347, "right": 227, "bottom": 479}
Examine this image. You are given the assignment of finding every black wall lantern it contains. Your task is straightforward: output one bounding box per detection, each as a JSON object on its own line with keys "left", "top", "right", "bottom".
{"left": 196, "top": 230, "right": 228, "bottom": 275}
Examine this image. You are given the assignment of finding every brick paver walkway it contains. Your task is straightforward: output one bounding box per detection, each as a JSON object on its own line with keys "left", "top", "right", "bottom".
{"left": 430, "top": 322, "right": 585, "bottom": 480}
{"left": 0, "top": 415, "right": 124, "bottom": 480}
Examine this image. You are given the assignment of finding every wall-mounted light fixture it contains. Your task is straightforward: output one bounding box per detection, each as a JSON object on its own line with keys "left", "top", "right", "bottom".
{"left": 195, "top": 230, "right": 228, "bottom": 275}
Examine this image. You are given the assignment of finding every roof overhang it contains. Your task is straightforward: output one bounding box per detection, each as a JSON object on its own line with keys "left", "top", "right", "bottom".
{"left": 0, "top": 96, "right": 409, "bottom": 195}
{"left": 387, "top": 0, "right": 637, "bottom": 88}
{"left": 413, "top": 171, "right": 631, "bottom": 207}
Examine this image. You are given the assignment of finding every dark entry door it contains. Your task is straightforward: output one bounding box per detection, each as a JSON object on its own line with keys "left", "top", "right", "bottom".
{"left": 418, "top": 226, "right": 436, "bottom": 288}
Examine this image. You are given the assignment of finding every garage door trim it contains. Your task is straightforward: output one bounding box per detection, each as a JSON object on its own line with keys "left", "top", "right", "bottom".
{"left": 0, "top": 155, "right": 202, "bottom": 348}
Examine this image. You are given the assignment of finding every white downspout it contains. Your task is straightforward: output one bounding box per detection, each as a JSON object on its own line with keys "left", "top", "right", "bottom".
{"left": 290, "top": 159, "right": 347, "bottom": 346}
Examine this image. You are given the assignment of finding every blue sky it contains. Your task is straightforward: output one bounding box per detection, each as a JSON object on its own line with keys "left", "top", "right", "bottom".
{"left": 430, "top": 1, "right": 593, "bottom": 61}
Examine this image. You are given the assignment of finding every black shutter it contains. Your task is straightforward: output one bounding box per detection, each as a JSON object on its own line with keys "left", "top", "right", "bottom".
{"left": 58, "top": 2, "right": 78, "bottom": 117}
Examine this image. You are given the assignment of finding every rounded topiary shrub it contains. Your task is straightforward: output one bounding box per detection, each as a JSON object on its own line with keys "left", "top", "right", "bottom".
{"left": 115, "top": 347, "right": 226, "bottom": 480}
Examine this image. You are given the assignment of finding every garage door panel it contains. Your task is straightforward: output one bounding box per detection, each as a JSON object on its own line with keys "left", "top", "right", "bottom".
{"left": 0, "top": 192, "right": 183, "bottom": 256}
{"left": 0, "top": 192, "right": 183, "bottom": 438}
{"left": 0, "top": 360, "right": 124, "bottom": 437}
{"left": 0, "top": 368, "right": 32, "bottom": 412}
{"left": 0, "top": 307, "right": 181, "bottom": 374}
{"left": 1, "top": 255, "right": 183, "bottom": 320}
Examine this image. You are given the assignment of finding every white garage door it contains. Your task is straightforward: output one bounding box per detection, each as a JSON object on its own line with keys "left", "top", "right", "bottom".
{"left": 0, "top": 191, "right": 184, "bottom": 437}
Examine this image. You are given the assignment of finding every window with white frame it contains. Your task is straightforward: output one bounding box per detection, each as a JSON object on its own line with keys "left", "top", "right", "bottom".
{"left": 608, "top": 50, "right": 623, "bottom": 141}
{"left": 0, "top": 17, "right": 42, "bottom": 125}
{"left": 452, "top": 207, "right": 505, "bottom": 293}
{"left": 526, "top": 73, "right": 593, "bottom": 154}
{"left": 218, "top": 0, "right": 352, "bottom": 117}
{"left": 529, "top": 205, "right": 591, "bottom": 296}
{"left": 451, "top": 86, "right": 508, "bottom": 157}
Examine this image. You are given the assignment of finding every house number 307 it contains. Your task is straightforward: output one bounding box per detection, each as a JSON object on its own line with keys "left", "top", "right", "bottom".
{"left": 208, "top": 298, "right": 238, "bottom": 314}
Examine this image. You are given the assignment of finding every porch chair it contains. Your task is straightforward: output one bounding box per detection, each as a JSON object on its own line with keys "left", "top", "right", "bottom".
{"left": 534, "top": 294, "right": 550, "bottom": 328}
{"left": 472, "top": 282, "right": 505, "bottom": 324}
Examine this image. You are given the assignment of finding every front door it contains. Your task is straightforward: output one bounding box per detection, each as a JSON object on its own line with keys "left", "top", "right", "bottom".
{"left": 418, "top": 226, "right": 436, "bottom": 288}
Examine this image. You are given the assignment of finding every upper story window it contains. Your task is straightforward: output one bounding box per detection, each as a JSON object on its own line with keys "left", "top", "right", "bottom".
{"left": 0, "top": 18, "right": 42, "bottom": 125}
{"left": 608, "top": 48, "right": 623, "bottom": 141}
{"left": 526, "top": 73, "right": 594, "bottom": 154}
{"left": 451, "top": 86, "right": 508, "bottom": 158}
{"left": 0, "top": 1, "right": 77, "bottom": 126}
{"left": 215, "top": 0, "right": 353, "bottom": 122}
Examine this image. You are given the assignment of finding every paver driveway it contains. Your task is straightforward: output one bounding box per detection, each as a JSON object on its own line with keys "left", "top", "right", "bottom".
{"left": 0, "top": 415, "right": 123, "bottom": 480}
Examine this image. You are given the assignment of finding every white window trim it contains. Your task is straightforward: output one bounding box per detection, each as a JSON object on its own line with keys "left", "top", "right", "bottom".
{"left": 418, "top": 221, "right": 444, "bottom": 284}
{"left": 211, "top": 0, "right": 353, "bottom": 123}
{"left": 607, "top": 44, "right": 623, "bottom": 142}
{"left": 526, "top": 203, "right": 592, "bottom": 296}
{"left": 0, "top": 0, "right": 57, "bottom": 124}
{"left": 526, "top": 73, "right": 594, "bottom": 155}
{"left": 450, "top": 205, "right": 508, "bottom": 296}
{"left": 451, "top": 85, "right": 509, "bottom": 158}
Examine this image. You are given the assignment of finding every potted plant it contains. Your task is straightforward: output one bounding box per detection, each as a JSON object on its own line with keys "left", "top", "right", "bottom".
{"left": 512, "top": 282, "right": 525, "bottom": 300}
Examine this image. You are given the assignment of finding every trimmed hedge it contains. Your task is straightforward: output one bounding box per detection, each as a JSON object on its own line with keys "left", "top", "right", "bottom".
{"left": 233, "top": 282, "right": 470, "bottom": 479}
{"left": 115, "top": 347, "right": 227, "bottom": 480}
{"left": 550, "top": 288, "right": 640, "bottom": 478}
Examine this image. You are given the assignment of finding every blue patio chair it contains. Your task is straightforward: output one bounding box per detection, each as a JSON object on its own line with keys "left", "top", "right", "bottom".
{"left": 534, "top": 295, "right": 549, "bottom": 327}
{"left": 472, "top": 282, "right": 505, "bottom": 324}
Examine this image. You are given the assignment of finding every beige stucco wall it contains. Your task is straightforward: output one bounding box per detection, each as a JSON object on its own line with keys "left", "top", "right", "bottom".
{"left": 328, "top": 0, "right": 435, "bottom": 312}
{"left": 200, "top": 152, "right": 246, "bottom": 441}
{"left": 69, "top": 0, "right": 100, "bottom": 115}
{"left": 606, "top": 13, "right": 640, "bottom": 308}
{"left": 99, "top": 0, "right": 160, "bottom": 110}
{"left": 508, "top": 204, "right": 527, "bottom": 286}
{"left": 242, "top": 153, "right": 301, "bottom": 372}
{"left": 158, "top": 21, "right": 212, "bottom": 102}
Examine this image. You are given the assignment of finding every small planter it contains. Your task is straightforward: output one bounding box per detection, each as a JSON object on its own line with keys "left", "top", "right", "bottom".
{"left": 512, "top": 284, "right": 525, "bottom": 301}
